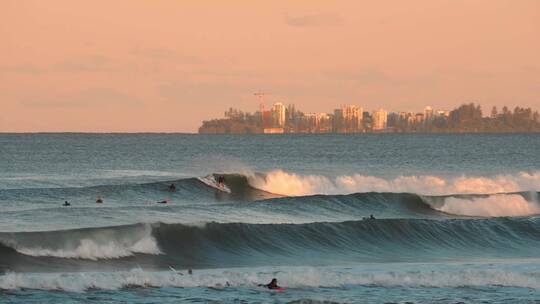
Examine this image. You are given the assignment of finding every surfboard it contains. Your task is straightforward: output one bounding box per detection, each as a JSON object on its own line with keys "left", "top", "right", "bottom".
{"left": 197, "top": 175, "right": 232, "bottom": 193}
{"left": 256, "top": 286, "right": 286, "bottom": 293}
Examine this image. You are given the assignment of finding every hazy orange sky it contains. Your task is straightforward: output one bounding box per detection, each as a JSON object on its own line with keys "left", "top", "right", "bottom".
{"left": 1, "top": 0, "right": 539, "bottom": 132}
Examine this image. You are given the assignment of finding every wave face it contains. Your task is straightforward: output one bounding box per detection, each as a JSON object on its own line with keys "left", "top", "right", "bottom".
{"left": 2, "top": 216, "right": 540, "bottom": 273}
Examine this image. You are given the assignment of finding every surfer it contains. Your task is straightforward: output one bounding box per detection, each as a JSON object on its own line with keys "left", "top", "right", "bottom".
{"left": 217, "top": 176, "right": 225, "bottom": 186}
{"left": 63, "top": 201, "right": 71, "bottom": 206}
{"left": 259, "top": 278, "right": 281, "bottom": 290}
{"left": 156, "top": 200, "right": 169, "bottom": 204}
{"left": 370, "top": 214, "right": 376, "bottom": 220}
{"left": 96, "top": 197, "right": 103, "bottom": 203}
{"left": 168, "top": 183, "right": 176, "bottom": 192}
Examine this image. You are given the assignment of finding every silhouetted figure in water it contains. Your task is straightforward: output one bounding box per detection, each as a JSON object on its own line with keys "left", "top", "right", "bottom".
{"left": 370, "top": 214, "right": 376, "bottom": 220}
{"left": 217, "top": 176, "right": 225, "bottom": 185}
{"left": 96, "top": 197, "right": 103, "bottom": 203}
{"left": 259, "top": 278, "right": 280, "bottom": 290}
{"left": 188, "top": 269, "right": 193, "bottom": 275}
{"left": 169, "top": 183, "right": 176, "bottom": 192}
{"left": 156, "top": 200, "right": 169, "bottom": 204}
{"left": 63, "top": 201, "right": 71, "bottom": 206}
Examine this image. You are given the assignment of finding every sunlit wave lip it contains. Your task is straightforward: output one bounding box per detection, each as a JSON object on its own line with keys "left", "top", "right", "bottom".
{"left": 247, "top": 169, "right": 540, "bottom": 196}
{"left": 422, "top": 193, "right": 540, "bottom": 217}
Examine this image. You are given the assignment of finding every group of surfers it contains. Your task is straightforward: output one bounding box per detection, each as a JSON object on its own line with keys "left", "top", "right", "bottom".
{"left": 62, "top": 176, "right": 227, "bottom": 207}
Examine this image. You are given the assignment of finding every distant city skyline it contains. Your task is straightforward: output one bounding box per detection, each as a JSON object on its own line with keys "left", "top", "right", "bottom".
{"left": 199, "top": 101, "right": 540, "bottom": 134}
{"left": 1, "top": 1, "right": 539, "bottom": 132}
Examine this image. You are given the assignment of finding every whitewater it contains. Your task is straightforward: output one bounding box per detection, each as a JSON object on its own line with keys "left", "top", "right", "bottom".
{"left": 1, "top": 133, "right": 539, "bottom": 303}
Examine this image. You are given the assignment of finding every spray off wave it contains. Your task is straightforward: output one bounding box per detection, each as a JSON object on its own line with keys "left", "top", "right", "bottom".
{"left": 248, "top": 170, "right": 540, "bottom": 196}
{"left": 430, "top": 194, "right": 540, "bottom": 217}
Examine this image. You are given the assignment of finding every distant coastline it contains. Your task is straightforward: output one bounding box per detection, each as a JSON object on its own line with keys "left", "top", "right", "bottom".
{"left": 2, "top": 132, "right": 540, "bottom": 135}
{"left": 199, "top": 102, "right": 540, "bottom": 134}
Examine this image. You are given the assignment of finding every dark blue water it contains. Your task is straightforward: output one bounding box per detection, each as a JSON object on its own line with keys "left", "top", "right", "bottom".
{"left": 1, "top": 134, "right": 539, "bottom": 303}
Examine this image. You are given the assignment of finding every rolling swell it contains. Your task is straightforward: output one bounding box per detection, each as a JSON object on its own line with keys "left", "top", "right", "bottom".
{"left": 2, "top": 217, "right": 540, "bottom": 273}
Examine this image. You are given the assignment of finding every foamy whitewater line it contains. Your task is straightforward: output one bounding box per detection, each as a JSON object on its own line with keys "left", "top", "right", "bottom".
{"left": 13, "top": 236, "right": 161, "bottom": 260}
{"left": 1, "top": 266, "right": 539, "bottom": 292}
{"left": 249, "top": 170, "right": 540, "bottom": 196}
{"left": 2, "top": 225, "right": 162, "bottom": 260}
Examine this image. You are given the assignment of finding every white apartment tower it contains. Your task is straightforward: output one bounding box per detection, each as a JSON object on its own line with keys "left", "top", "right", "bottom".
{"left": 372, "top": 108, "right": 388, "bottom": 131}
{"left": 342, "top": 105, "right": 363, "bottom": 132}
{"left": 424, "top": 106, "right": 434, "bottom": 122}
{"left": 272, "top": 102, "right": 286, "bottom": 128}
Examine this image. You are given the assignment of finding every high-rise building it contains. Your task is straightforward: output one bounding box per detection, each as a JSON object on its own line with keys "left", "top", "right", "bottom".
{"left": 372, "top": 108, "right": 388, "bottom": 131}
{"left": 262, "top": 110, "right": 273, "bottom": 128}
{"left": 424, "top": 106, "right": 434, "bottom": 122}
{"left": 333, "top": 108, "right": 344, "bottom": 132}
{"left": 286, "top": 104, "right": 296, "bottom": 125}
{"left": 272, "top": 102, "right": 286, "bottom": 127}
{"left": 342, "top": 105, "right": 363, "bottom": 132}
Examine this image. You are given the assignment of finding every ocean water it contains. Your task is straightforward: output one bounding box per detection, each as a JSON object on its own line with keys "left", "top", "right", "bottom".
{"left": 0, "top": 133, "right": 539, "bottom": 303}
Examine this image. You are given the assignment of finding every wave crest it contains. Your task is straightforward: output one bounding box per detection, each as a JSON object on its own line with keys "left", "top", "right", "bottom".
{"left": 248, "top": 170, "right": 540, "bottom": 196}
{"left": 432, "top": 194, "right": 540, "bottom": 217}
{"left": 0, "top": 224, "right": 161, "bottom": 260}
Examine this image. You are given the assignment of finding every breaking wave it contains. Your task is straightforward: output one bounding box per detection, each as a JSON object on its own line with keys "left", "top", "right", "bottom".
{"left": 2, "top": 217, "right": 540, "bottom": 272}
{"left": 248, "top": 170, "right": 540, "bottom": 196}
{"left": 0, "top": 224, "right": 161, "bottom": 261}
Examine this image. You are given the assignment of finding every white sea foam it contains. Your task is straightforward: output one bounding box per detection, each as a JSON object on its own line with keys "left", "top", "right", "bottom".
{"left": 249, "top": 170, "right": 540, "bottom": 196}
{"left": 435, "top": 194, "right": 540, "bottom": 217}
{"left": 1, "top": 265, "right": 539, "bottom": 292}
{"left": 4, "top": 225, "right": 162, "bottom": 260}
{"left": 14, "top": 236, "right": 161, "bottom": 260}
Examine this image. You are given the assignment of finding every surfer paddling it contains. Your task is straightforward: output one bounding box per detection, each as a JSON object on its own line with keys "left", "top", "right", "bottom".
{"left": 259, "top": 278, "right": 283, "bottom": 290}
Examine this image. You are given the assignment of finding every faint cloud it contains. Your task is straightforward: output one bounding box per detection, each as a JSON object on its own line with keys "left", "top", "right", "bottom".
{"left": 159, "top": 82, "right": 244, "bottom": 103}
{"left": 132, "top": 46, "right": 204, "bottom": 64}
{"left": 0, "top": 64, "right": 46, "bottom": 74}
{"left": 20, "top": 87, "right": 141, "bottom": 108}
{"left": 54, "top": 55, "right": 114, "bottom": 72}
{"left": 324, "top": 68, "right": 397, "bottom": 85}
{"left": 285, "top": 13, "right": 343, "bottom": 27}
{"left": 0, "top": 56, "right": 124, "bottom": 74}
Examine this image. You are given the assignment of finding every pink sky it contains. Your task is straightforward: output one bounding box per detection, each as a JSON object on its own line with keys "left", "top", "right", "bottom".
{"left": 1, "top": 0, "right": 539, "bottom": 132}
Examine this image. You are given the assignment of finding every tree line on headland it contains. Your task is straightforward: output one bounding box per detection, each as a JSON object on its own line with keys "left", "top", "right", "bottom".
{"left": 398, "top": 104, "right": 540, "bottom": 133}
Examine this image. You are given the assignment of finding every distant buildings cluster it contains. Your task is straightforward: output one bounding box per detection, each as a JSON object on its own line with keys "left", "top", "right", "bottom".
{"left": 199, "top": 102, "right": 540, "bottom": 134}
